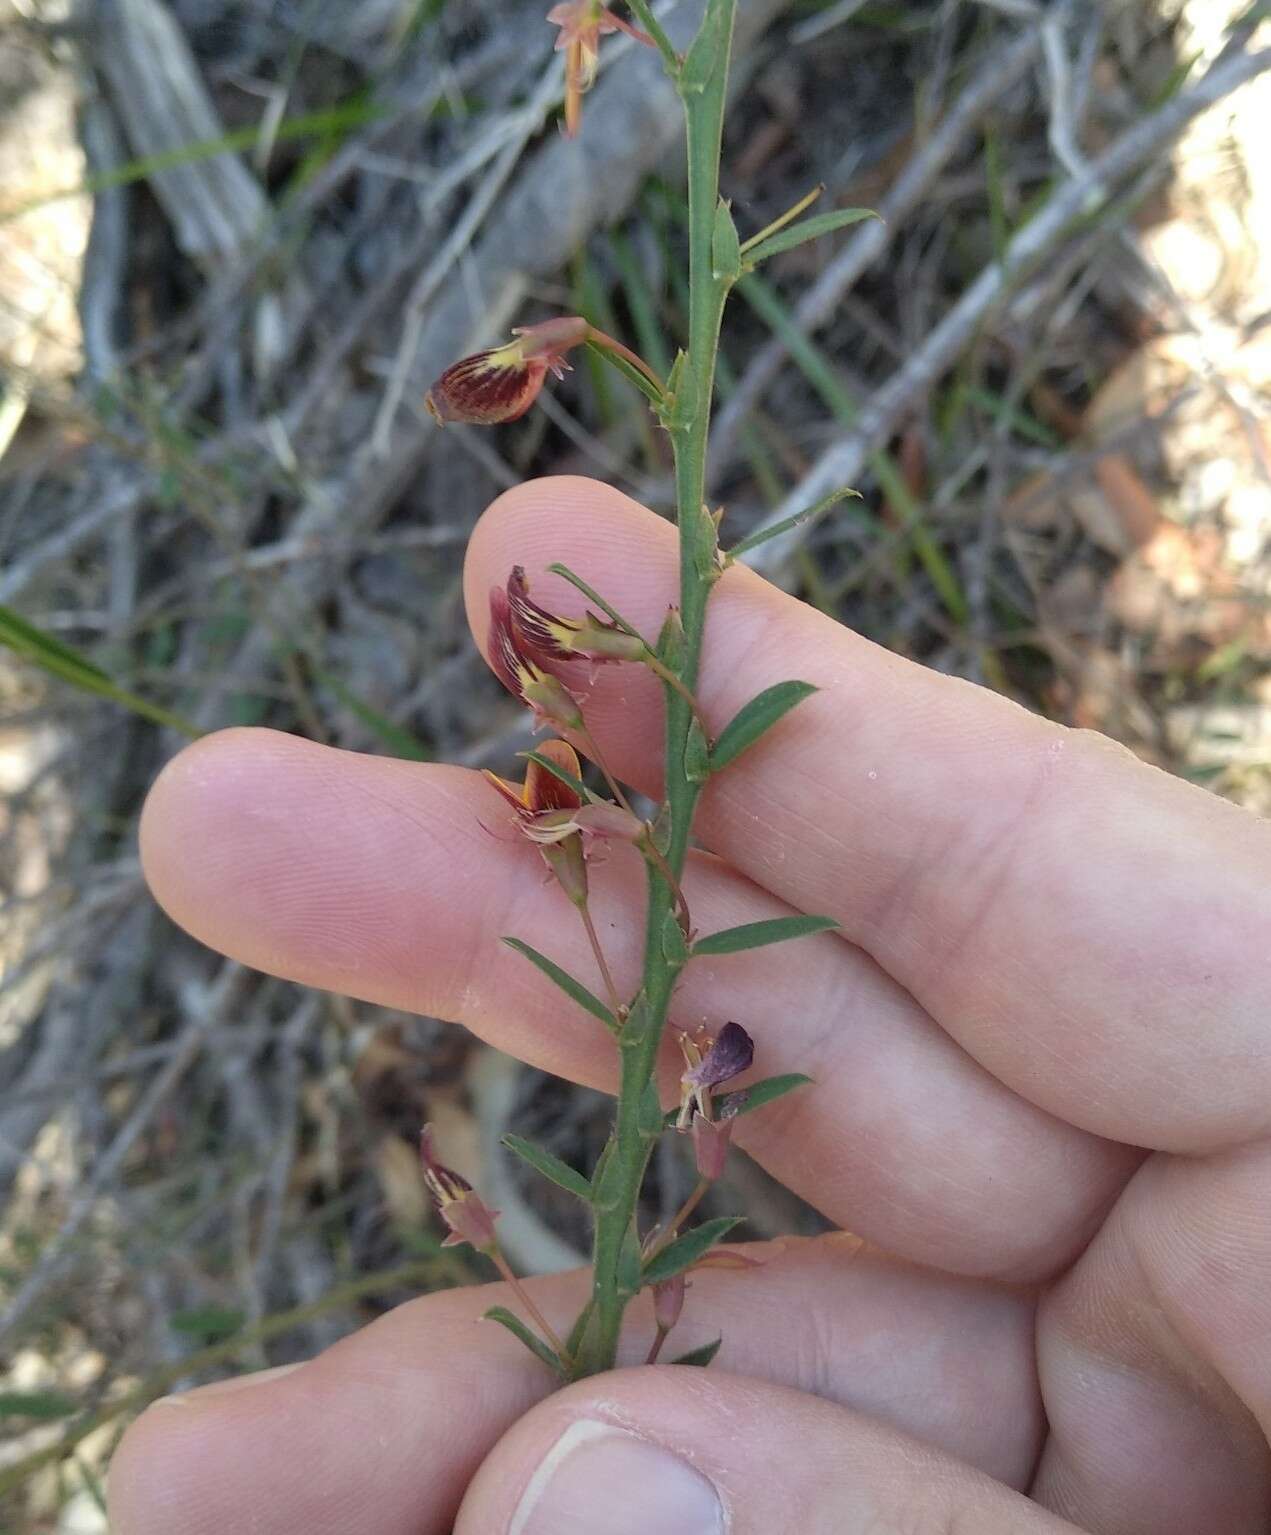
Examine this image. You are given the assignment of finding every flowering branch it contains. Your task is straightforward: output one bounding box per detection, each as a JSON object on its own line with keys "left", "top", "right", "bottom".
{"left": 418, "top": 0, "right": 853, "bottom": 1385}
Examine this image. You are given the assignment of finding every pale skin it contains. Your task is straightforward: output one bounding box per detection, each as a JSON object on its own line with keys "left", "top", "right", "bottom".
{"left": 109, "top": 476, "right": 1271, "bottom": 1534}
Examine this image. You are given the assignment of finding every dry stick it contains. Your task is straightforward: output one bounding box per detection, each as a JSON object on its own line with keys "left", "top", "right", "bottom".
{"left": 0, "top": 984, "right": 224, "bottom": 1350}
{"left": 740, "top": 40, "right": 1271, "bottom": 579}
{"left": 706, "top": 23, "right": 1046, "bottom": 486}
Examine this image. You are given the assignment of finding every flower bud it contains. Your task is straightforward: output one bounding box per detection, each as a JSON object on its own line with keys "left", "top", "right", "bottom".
{"left": 419, "top": 1125, "right": 500, "bottom": 1254}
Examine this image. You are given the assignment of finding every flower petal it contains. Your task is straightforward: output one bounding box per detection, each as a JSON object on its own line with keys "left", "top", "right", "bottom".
{"left": 684, "top": 1021, "right": 755, "bottom": 1090}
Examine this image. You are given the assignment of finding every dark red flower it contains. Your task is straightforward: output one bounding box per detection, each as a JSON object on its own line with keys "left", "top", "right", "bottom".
{"left": 675, "top": 1021, "right": 755, "bottom": 1131}
{"left": 507, "top": 566, "right": 646, "bottom": 666}
{"left": 488, "top": 585, "right": 584, "bottom": 732}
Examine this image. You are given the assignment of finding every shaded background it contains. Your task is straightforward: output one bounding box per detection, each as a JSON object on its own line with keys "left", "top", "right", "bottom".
{"left": 2, "top": 0, "right": 1270, "bottom": 1527}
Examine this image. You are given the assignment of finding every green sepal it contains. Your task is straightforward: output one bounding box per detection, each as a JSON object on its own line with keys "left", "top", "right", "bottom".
{"left": 656, "top": 606, "right": 687, "bottom": 669}
{"left": 565, "top": 1298, "right": 598, "bottom": 1361}
{"left": 679, "top": 0, "right": 727, "bottom": 95}
{"left": 502, "top": 938, "right": 617, "bottom": 1033}
{"left": 484, "top": 1308, "right": 566, "bottom": 1378}
{"left": 742, "top": 207, "right": 879, "bottom": 267}
{"left": 711, "top": 198, "right": 742, "bottom": 283}
{"left": 662, "top": 1073, "right": 813, "bottom": 1130}
{"left": 710, "top": 681, "right": 817, "bottom": 773}
{"left": 617, "top": 1221, "right": 644, "bottom": 1302}
{"left": 641, "top": 1216, "right": 743, "bottom": 1285}
{"left": 661, "top": 349, "right": 698, "bottom": 435}
{"left": 670, "top": 1337, "right": 722, "bottom": 1368}
{"left": 692, "top": 914, "right": 839, "bottom": 956}
{"left": 684, "top": 719, "right": 712, "bottom": 784}
{"left": 693, "top": 503, "right": 721, "bottom": 585}
{"left": 638, "top": 1079, "right": 665, "bottom": 1141}
{"left": 661, "top": 906, "right": 690, "bottom": 967}
{"left": 502, "top": 1134, "right": 593, "bottom": 1202}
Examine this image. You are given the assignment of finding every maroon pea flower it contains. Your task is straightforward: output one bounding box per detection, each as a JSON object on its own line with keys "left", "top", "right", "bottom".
{"left": 507, "top": 566, "right": 646, "bottom": 667}
{"left": 488, "top": 584, "right": 585, "bottom": 732}
{"left": 426, "top": 316, "right": 590, "bottom": 426}
{"left": 674, "top": 1021, "right": 755, "bottom": 1132}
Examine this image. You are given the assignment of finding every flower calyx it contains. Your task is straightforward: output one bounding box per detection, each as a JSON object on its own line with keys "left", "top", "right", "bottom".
{"left": 548, "top": 3, "right": 654, "bottom": 138}
{"left": 419, "top": 1125, "right": 500, "bottom": 1254}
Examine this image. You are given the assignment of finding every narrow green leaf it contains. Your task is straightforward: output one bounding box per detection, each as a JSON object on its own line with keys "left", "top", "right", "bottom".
{"left": 502, "top": 938, "right": 616, "bottom": 1031}
{"left": 661, "top": 1073, "right": 812, "bottom": 1131}
{"left": 546, "top": 564, "right": 645, "bottom": 639}
{"left": 518, "top": 749, "right": 592, "bottom": 804}
{"left": 692, "top": 914, "right": 839, "bottom": 956}
{"left": 0, "top": 1390, "right": 79, "bottom": 1421}
{"left": 670, "top": 1337, "right": 722, "bottom": 1368}
{"left": 483, "top": 1308, "right": 566, "bottom": 1377}
{"left": 709, "top": 681, "right": 817, "bottom": 773}
{"left": 583, "top": 340, "right": 663, "bottom": 406}
{"left": 502, "top": 1134, "right": 592, "bottom": 1202}
{"left": 725, "top": 487, "right": 862, "bottom": 563}
{"left": 742, "top": 207, "right": 879, "bottom": 265}
{"left": 0, "top": 604, "right": 201, "bottom": 738}
{"left": 641, "top": 1217, "right": 743, "bottom": 1285}
{"left": 714, "top": 1073, "right": 812, "bottom": 1121}
{"left": 169, "top": 1305, "right": 246, "bottom": 1342}
{"left": 711, "top": 198, "right": 742, "bottom": 282}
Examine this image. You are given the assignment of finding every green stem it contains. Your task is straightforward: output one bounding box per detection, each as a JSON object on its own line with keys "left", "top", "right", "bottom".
{"left": 572, "top": 0, "right": 738, "bottom": 1381}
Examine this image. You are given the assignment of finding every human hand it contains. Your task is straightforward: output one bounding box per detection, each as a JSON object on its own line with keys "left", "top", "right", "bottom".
{"left": 109, "top": 477, "right": 1271, "bottom": 1535}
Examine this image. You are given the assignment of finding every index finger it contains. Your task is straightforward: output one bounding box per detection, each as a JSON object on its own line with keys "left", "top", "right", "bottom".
{"left": 466, "top": 477, "right": 1271, "bottom": 1153}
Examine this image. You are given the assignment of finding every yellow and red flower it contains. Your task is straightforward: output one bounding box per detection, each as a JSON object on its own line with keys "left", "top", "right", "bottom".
{"left": 547, "top": 3, "right": 654, "bottom": 138}
{"left": 507, "top": 565, "right": 646, "bottom": 666}
{"left": 426, "top": 315, "right": 590, "bottom": 426}
{"left": 488, "top": 582, "right": 585, "bottom": 732}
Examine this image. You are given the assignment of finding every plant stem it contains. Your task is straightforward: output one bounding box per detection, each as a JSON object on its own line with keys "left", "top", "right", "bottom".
{"left": 578, "top": 901, "right": 623, "bottom": 1022}
{"left": 572, "top": 0, "right": 738, "bottom": 1381}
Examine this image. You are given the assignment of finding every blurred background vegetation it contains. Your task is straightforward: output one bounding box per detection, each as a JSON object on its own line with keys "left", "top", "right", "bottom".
{"left": 2, "top": 0, "right": 1270, "bottom": 1527}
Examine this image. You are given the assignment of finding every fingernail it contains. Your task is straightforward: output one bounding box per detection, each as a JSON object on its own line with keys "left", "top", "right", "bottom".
{"left": 510, "top": 1419, "right": 724, "bottom": 1535}
{"left": 156, "top": 1362, "right": 303, "bottom": 1405}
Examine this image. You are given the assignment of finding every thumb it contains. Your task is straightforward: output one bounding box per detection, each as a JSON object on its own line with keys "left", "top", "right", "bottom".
{"left": 455, "top": 1365, "right": 1077, "bottom": 1535}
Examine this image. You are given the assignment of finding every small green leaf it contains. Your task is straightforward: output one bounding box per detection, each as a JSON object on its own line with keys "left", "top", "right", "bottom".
{"left": 670, "top": 1337, "right": 722, "bottom": 1368}
{"left": 711, "top": 198, "right": 742, "bottom": 282}
{"left": 684, "top": 719, "right": 712, "bottom": 784}
{"left": 742, "top": 208, "right": 879, "bottom": 266}
{"left": 714, "top": 1073, "right": 812, "bottom": 1121}
{"left": 502, "top": 1134, "right": 592, "bottom": 1202}
{"left": 518, "top": 749, "right": 592, "bottom": 804}
{"left": 583, "top": 340, "right": 663, "bottom": 406}
{"left": 566, "top": 1298, "right": 597, "bottom": 1357}
{"left": 641, "top": 1217, "right": 743, "bottom": 1285}
{"left": 546, "top": 564, "right": 644, "bottom": 639}
{"left": 710, "top": 681, "right": 817, "bottom": 772}
{"left": 692, "top": 914, "right": 839, "bottom": 957}
{"left": 663, "top": 1072, "right": 813, "bottom": 1130}
{"left": 725, "top": 487, "right": 861, "bottom": 564}
{"left": 502, "top": 938, "right": 616, "bottom": 1031}
{"left": 0, "top": 1389, "right": 79, "bottom": 1421}
{"left": 484, "top": 1307, "right": 566, "bottom": 1377}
